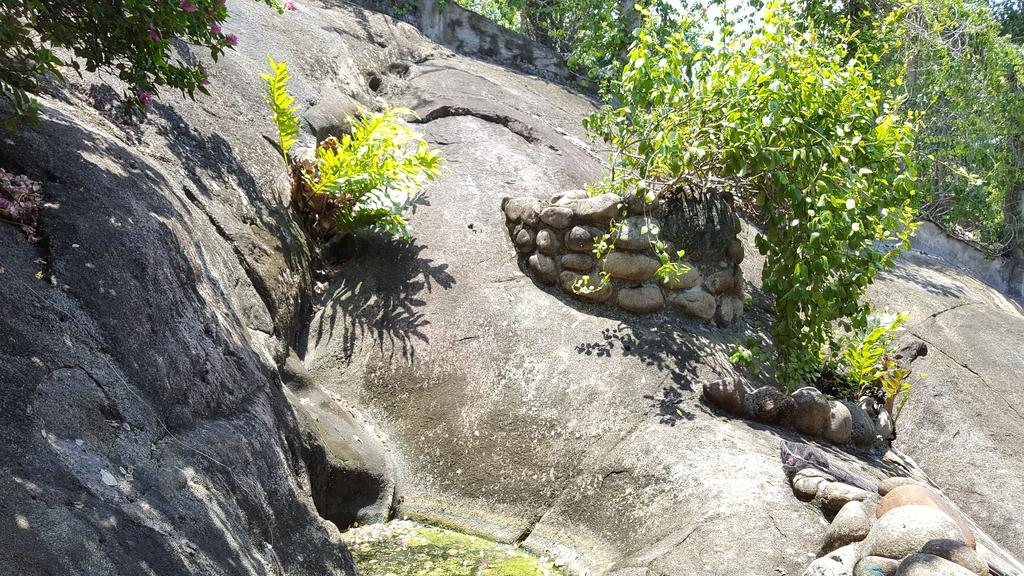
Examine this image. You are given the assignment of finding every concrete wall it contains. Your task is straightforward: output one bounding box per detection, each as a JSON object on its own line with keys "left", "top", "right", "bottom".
{"left": 910, "top": 220, "right": 1024, "bottom": 305}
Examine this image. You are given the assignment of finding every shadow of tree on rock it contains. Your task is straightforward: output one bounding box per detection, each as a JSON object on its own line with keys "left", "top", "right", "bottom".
{"left": 309, "top": 231, "right": 455, "bottom": 363}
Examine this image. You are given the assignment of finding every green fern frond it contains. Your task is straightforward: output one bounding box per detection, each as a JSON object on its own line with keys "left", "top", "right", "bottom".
{"left": 261, "top": 55, "right": 300, "bottom": 168}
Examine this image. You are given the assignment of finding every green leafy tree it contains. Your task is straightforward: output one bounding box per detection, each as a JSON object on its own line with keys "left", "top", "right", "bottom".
{"left": 1, "top": 0, "right": 285, "bottom": 126}
{"left": 262, "top": 58, "right": 442, "bottom": 240}
{"left": 587, "top": 0, "right": 919, "bottom": 387}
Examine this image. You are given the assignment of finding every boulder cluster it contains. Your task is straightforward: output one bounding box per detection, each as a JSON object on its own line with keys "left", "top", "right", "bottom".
{"left": 502, "top": 191, "right": 746, "bottom": 325}
{"left": 796, "top": 475, "right": 987, "bottom": 576}
{"left": 703, "top": 378, "right": 896, "bottom": 448}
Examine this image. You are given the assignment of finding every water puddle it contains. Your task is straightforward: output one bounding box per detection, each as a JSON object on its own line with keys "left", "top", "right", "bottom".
{"left": 341, "top": 520, "right": 570, "bottom": 575}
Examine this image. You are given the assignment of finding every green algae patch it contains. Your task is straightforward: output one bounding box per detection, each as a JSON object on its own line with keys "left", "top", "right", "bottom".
{"left": 341, "top": 520, "right": 568, "bottom": 575}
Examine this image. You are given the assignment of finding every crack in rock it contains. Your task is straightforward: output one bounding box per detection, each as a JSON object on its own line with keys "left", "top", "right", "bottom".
{"left": 414, "top": 105, "right": 542, "bottom": 144}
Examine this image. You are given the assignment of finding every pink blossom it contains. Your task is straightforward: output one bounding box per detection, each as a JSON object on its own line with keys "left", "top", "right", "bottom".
{"left": 180, "top": 0, "right": 197, "bottom": 12}
{"left": 209, "top": 23, "right": 222, "bottom": 34}
{"left": 0, "top": 198, "right": 10, "bottom": 209}
{"left": 226, "top": 33, "right": 238, "bottom": 46}
{"left": 138, "top": 91, "right": 154, "bottom": 106}
{"left": 284, "top": 1, "right": 299, "bottom": 10}
{"left": 148, "top": 23, "right": 161, "bottom": 41}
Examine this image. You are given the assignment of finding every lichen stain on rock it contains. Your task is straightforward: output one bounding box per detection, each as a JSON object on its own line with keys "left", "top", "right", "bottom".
{"left": 342, "top": 520, "right": 568, "bottom": 575}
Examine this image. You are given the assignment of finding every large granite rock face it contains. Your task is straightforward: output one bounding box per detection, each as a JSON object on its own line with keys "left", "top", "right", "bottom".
{"left": 301, "top": 26, "right": 893, "bottom": 576}
{"left": 865, "top": 251, "right": 1024, "bottom": 559}
{"left": 0, "top": 1, "right": 443, "bottom": 574}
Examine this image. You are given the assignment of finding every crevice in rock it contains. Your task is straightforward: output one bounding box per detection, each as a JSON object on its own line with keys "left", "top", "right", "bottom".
{"left": 413, "top": 105, "right": 541, "bottom": 144}
{"left": 910, "top": 330, "right": 1024, "bottom": 421}
{"left": 179, "top": 183, "right": 278, "bottom": 339}
{"left": 514, "top": 508, "right": 551, "bottom": 544}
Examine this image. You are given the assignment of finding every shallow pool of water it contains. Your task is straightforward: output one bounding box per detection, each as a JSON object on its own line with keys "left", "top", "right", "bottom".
{"left": 340, "top": 520, "right": 569, "bottom": 575}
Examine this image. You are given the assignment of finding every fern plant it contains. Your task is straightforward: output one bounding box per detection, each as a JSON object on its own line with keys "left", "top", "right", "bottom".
{"left": 261, "top": 55, "right": 300, "bottom": 169}
{"left": 260, "top": 56, "right": 441, "bottom": 240}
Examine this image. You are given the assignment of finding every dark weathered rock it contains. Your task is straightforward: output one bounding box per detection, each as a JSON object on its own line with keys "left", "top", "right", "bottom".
{"left": 896, "top": 554, "right": 978, "bottom": 576}
{"left": 514, "top": 227, "right": 535, "bottom": 253}
{"left": 616, "top": 216, "right": 654, "bottom": 251}
{"left": 559, "top": 271, "right": 612, "bottom": 303}
{"left": 920, "top": 540, "right": 989, "bottom": 576}
{"left": 561, "top": 253, "right": 595, "bottom": 272}
{"left": 565, "top": 225, "right": 600, "bottom": 252}
{"left": 743, "top": 386, "right": 791, "bottom": 423}
{"left": 529, "top": 253, "right": 560, "bottom": 284}
{"left": 845, "top": 400, "right": 881, "bottom": 446}
{"left": 536, "top": 228, "right": 562, "bottom": 255}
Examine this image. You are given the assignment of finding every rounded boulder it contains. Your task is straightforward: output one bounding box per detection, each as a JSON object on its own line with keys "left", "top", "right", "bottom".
{"left": 861, "top": 505, "right": 963, "bottom": 559}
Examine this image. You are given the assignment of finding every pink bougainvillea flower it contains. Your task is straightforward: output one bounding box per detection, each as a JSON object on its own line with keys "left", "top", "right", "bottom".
{"left": 284, "top": 1, "right": 299, "bottom": 11}
{"left": 180, "top": 0, "right": 197, "bottom": 13}
{"left": 138, "top": 91, "right": 154, "bottom": 106}
{"left": 227, "top": 33, "right": 238, "bottom": 46}
{"left": 148, "top": 23, "right": 161, "bottom": 41}
{"left": 209, "top": 23, "right": 222, "bottom": 34}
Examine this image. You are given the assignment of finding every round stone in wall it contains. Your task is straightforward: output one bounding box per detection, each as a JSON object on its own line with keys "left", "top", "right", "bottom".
{"left": 895, "top": 554, "right": 978, "bottom": 576}
{"left": 854, "top": 557, "right": 900, "bottom": 576}
{"left": 540, "top": 206, "right": 574, "bottom": 229}
{"left": 861, "top": 505, "right": 963, "bottom": 559}
{"left": 790, "top": 386, "right": 831, "bottom": 436}
{"left": 666, "top": 287, "right": 716, "bottom": 320}
{"left": 616, "top": 216, "right": 654, "bottom": 250}
{"left": 820, "top": 500, "right": 872, "bottom": 555}
{"left": 824, "top": 400, "right": 853, "bottom": 444}
{"left": 702, "top": 377, "right": 746, "bottom": 415}
{"left": 503, "top": 197, "right": 541, "bottom": 227}
{"left": 536, "top": 228, "right": 562, "bottom": 255}
{"left": 615, "top": 284, "right": 664, "bottom": 313}
{"left": 565, "top": 225, "right": 600, "bottom": 252}
{"left": 514, "top": 227, "right": 535, "bottom": 253}
{"left": 602, "top": 252, "right": 661, "bottom": 281}
{"left": 715, "top": 295, "right": 744, "bottom": 326}
{"left": 660, "top": 267, "right": 702, "bottom": 290}
{"left": 919, "top": 539, "right": 988, "bottom": 576}
{"left": 561, "top": 253, "right": 595, "bottom": 272}
{"left": 704, "top": 268, "right": 736, "bottom": 295}
{"left": 573, "top": 193, "right": 621, "bottom": 226}
{"left": 559, "top": 271, "right": 611, "bottom": 302}
{"left": 528, "top": 253, "right": 559, "bottom": 285}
